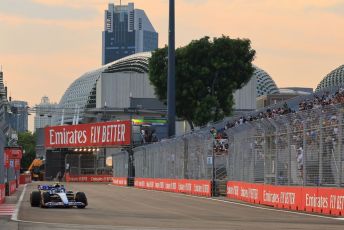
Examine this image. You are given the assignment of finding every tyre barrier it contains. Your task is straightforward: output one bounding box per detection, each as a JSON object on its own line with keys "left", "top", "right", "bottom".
{"left": 134, "top": 178, "right": 212, "bottom": 197}
{"left": 227, "top": 181, "right": 344, "bottom": 217}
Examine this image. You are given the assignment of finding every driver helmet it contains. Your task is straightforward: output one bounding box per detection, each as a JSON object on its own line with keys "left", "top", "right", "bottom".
{"left": 53, "top": 182, "right": 61, "bottom": 188}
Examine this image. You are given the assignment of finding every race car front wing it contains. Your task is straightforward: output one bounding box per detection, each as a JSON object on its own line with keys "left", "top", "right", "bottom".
{"left": 44, "top": 201, "right": 86, "bottom": 207}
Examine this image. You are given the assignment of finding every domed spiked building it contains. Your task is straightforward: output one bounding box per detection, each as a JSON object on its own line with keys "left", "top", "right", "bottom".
{"left": 56, "top": 52, "right": 281, "bottom": 123}
{"left": 316, "top": 65, "right": 344, "bottom": 92}
{"left": 254, "top": 66, "right": 279, "bottom": 97}
{"left": 57, "top": 52, "right": 153, "bottom": 124}
{"left": 234, "top": 65, "right": 279, "bottom": 111}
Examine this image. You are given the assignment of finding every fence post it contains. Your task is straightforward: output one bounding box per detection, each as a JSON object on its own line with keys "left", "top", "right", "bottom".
{"left": 212, "top": 138, "right": 216, "bottom": 196}
{"left": 263, "top": 131, "right": 268, "bottom": 184}
{"left": 252, "top": 135, "right": 256, "bottom": 183}
{"left": 64, "top": 154, "right": 68, "bottom": 176}
{"left": 94, "top": 155, "right": 97, "bottom": 175}
{"left": 143, "top": 148, "right": 147, "bottom": 178}
{"left": 338, "top": 111, "right": 343, "bottom": 187}
{"left": 303, "top": 122, "right": 307, "bottom": 186}
{"left": 319, "top": 116, "right": 323, "bottom": 185}
{"left": 287, "top": 126, "right": 291, "bottom": 186}
{"left": 183, "top": 137, "right": 188, "bottom": 179}
{"left": 241, "top": 135, "right": 244, "bottom": 181}
{"left": 275, "top": 129, "right": 279, "bottom": 186}
{"left": 78, "top": 154, "right": 81, "bottom": 175}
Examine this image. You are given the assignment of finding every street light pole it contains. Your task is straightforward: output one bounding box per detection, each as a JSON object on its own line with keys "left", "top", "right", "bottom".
{"left": 212, "top": 143, "right": 216, "bottom": 196}
{"left": 167, "top": 0, "right": 176, "bottom": 137}
{"left": 16, "top": 113, "right": 19, "bottom": 133}
{"left": 124, "top": 107, "right": 136, "bottom": 186}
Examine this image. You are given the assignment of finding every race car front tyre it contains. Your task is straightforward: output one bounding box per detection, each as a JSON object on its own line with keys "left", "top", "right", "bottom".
{"left": 30, "top": 191, "right": 41, "bottom": 207}
{"left": 40, "top": 192, "right": 51, "bottom": 208}
{"left": 75, "top": 192, "right": 87, "bottom": 208}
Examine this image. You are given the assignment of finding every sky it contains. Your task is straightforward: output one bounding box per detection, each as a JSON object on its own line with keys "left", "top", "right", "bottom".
{"left": 0, "top": 0, "right": 343, "bottom": 129}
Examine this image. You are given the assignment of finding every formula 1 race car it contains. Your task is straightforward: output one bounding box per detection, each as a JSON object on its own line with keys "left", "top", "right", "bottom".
{"left": 30, "top": 183, "right": 88, "bottom": 208}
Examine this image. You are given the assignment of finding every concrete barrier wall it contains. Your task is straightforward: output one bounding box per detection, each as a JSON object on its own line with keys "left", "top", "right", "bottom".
{"left": 0, "top": 184, "right": 5, "bottom": 204}
{"left": 9, "top": 180, "right": 16, "bottom": 195}
{"left": 19, "top": 174, "right": 32, "bottom": 184}
{"left": 134, "top": 178, "right": 212, "bottom": 197}
{"left": 65, "top": 173, "right": 112, "bottom": 182}
{"left": 112, "top": 177, "right": 127, "bottom": 186}
{"left": 227, "top": 181, "right": 344, "bottom": 217}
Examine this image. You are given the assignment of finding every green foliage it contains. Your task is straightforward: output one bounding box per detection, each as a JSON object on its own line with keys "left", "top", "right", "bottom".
{"left": 149, "top": 35, "right": 256, "bottom": 128}
{"left": 17, "top": 131, "right": 36, "bottom": 170}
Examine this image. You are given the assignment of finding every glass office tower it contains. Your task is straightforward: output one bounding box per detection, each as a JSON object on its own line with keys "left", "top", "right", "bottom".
{"left": 102, "top": 3, "right": 158, "bottom": 65}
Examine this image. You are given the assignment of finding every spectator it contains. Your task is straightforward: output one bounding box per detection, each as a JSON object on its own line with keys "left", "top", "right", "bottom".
{"left": 141, "top": 130, "right": 146, "bottom": 144}
{"left": 210, "top": 127, "right": 217, "bottom": 138}
{"left": 296, "top": 147, "right": 304, "bottom": 179}
{"left": 151, "top": 131, "right": 159, "bottom": 142}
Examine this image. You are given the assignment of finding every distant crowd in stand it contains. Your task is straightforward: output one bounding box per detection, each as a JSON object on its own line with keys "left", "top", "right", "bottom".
{"left": 141, "top": 129, "right": 159, "bottom": 144}
{"left": 211, "top": 88, "right": 344, "bottom": 133}
{"left": 210, "top": 88, "right": 344, "bottom": 183}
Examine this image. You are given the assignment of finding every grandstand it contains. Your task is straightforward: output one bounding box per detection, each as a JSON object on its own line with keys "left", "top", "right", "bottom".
{"left": 113, "top": 64, "right": 344, "bottom": 190}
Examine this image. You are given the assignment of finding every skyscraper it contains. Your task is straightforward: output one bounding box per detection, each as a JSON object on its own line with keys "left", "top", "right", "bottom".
{"left": 102, "top": 2, "right": 158, "bottom": 65}
{"left": 34, "top": 96, "right": 58, "bottom": 131}
{"left": 8, "top": 100, "right": 28, "bottom": 133}
{"left": 0, "top": 70, "right": 7, "bottom": 103}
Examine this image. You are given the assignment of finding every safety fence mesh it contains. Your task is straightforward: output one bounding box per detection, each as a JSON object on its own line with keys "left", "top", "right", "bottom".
{"left": 66, "top": 154, "right": 112, "bottom": 176}
{"left": 113, "top": 104, "right": 344, "bottom": 187}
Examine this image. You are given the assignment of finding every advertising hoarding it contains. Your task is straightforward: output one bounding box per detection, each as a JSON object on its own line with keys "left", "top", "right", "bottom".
{"left": 45, "top": 121, "right": 131, "bottom": 148}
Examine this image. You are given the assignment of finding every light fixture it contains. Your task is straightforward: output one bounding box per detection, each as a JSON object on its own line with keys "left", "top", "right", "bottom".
{"left": 88, "top": 148, "right": 92, "bottom": 152}
{"left": 96, "top": 148, "right": 100, "bottom": 152}
{"left": 78, "top": 148, "right": 82, "bottom": 152}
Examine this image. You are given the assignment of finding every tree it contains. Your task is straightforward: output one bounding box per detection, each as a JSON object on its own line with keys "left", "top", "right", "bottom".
{"left": 149, "top": 35, "right": 256, "bottom": 129}
{"left": 17, "top": 131, "right": 36, "bottom": 170}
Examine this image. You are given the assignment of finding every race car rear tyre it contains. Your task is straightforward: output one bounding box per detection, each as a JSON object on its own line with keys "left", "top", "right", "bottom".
{"left": 30, "top": 191, "right": 41, "bottom": 207}
{"left": 40, "top": 192, "right": 51, "bottom": 208}
{"left": 75, "top": 192, "right": 87, "bottom": 208}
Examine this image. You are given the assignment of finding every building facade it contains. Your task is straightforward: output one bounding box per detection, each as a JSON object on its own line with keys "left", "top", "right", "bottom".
{"left": 8, "top": 100, "right": 28, "bottom": 133}
{"left": 0, "top": 70, "right": 8, "bottom": 184}
{"left": 102, "top": 3, "right": 158, "bottom": 65}
{"left": 34, "top": 96, "right": 58, "bottom": 132}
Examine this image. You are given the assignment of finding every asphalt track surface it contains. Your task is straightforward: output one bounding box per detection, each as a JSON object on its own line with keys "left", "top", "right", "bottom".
{"left": 3, "top": 182, "right": 344, "bottom": 229}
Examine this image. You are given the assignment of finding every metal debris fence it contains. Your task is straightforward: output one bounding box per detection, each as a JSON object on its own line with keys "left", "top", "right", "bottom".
{"left": 113, "top": 104, "right": 344, "bottom": 187}
{"left": 66, "top": 154, "right": 112, "bottom": 176}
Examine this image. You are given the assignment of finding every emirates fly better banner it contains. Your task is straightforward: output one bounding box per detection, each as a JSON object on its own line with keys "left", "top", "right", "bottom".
{"left": 45, "top": 121, "right": 131, "bottom": 148}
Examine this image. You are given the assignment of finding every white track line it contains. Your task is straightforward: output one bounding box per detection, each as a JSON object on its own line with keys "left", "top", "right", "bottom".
{"left": 110, "top": 185, "right": 344, "bottom": 221}
{"left": 14, "top": 219, "right": 177, "bottom": 229}
{"left": 11, "top": 184, "right": 27, "bottom": 221}
{"left": 205, "top": 196, "right": 344, "bottom": 221}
